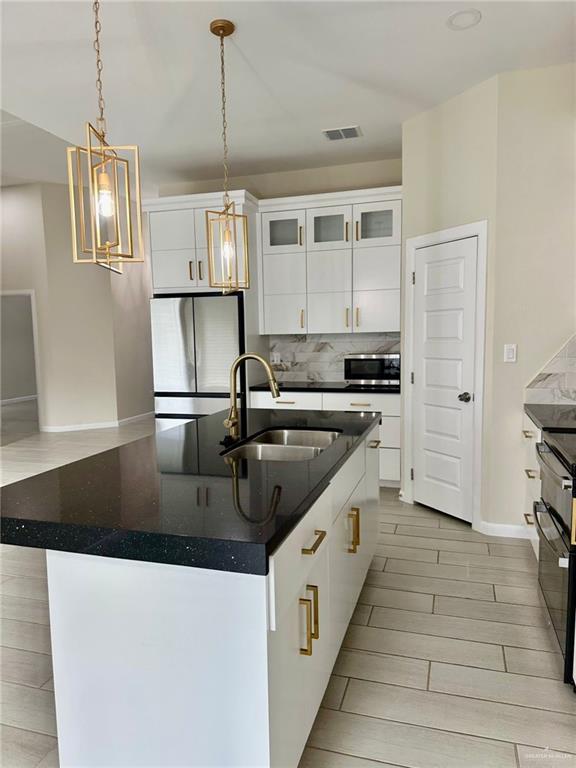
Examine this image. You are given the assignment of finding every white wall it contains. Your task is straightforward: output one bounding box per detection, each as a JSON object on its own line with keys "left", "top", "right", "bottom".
{"left": 159, "top": 158, "right": 402, "bottom": 199}
{"left": 402, "top": 63, "right": 576, "bottom": 527}
{"left": 1, "top": 293, "right": 37, "bottom": 401}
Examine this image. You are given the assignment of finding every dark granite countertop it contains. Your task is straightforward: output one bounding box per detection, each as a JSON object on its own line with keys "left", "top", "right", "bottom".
{"left": 251, "top": 380, "right": 400, "bottom": 394}
{"left": 1, "top": 408, "right": 379, "bottom": 575}
{"left": 524, "top": 404, "right": 576, "bottom": 433}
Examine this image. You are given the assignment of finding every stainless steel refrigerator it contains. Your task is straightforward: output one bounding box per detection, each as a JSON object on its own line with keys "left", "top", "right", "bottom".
{"left": 150, "top": 294, "right": 244, "bottom": 422}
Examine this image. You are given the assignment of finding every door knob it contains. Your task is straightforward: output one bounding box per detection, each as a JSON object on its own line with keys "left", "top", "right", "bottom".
{"left": 458, "top": 392, "right": 472, "bottom": 403}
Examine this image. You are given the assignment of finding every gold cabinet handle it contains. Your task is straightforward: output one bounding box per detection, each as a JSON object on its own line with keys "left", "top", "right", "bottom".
{"left": 345, "top": 221, "right": 349, "bottom": 242}
{"left": 307, "top": 584, "right": 319, "bottom": 640}
{"left": 572, "top": 501, "right": 576, "bottom": 546}
{"left": 350, "top": 402, "right": 371, "bottom": 407}
{"left": 300, "top": 309, "right": 305, "bottom": 329}
{"left": 299, "top": 225, "right": 303, "bottom": 247}
{"left": 345, "top": 307, "right": 350, "bottom": 328}
{"left": 299, "top": 597, "right": 313, "bottom": 656}
{"left": 355, "top": 221, "right": 360, "bottom": 241}
{"left": 524, "top": 512, "right": 534, "bottom": 526}
{"left": 198, "top": 260, "right": 204, "bottom": 281}
{"left": 355, "top": 307, "right": 360, "bottom": 327}
{"left": 522, "top": 430, "right": 534, "bottom": 439}
{"left": 348, "top": 506, "right": 360, "bottom": 553}
{"left": 368, "top": 439, "right": 381, "bottom": 449}
{"left": 275, "top": 400, "right": 296, "bottom": 405}
{"left": 301, "top": 529, "right": 327, "bottom": 555}
{"left": 188, "top": 260, "right": 195, "bottom": 281}
{"left": 525, "top": 469, "right": 538, "bottom": 479}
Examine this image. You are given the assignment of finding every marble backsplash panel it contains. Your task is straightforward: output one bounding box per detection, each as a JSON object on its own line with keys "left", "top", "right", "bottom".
{"left": 269, "top": 333, "right": 400, "bottom": 382}
{"left": 525, "top": 336, "right": 576, "bottom": 404}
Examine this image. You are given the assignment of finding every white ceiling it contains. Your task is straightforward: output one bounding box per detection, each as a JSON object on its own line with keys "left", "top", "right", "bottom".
{"left": 1, "top": 1, "right": 574, "bottom": 188}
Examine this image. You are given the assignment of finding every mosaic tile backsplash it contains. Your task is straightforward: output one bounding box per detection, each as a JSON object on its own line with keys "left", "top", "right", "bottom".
{"left": 525, "top": 336, "right": 576, "bottom": 404}
{"left": 269, "top": 333, "right": 401, "bottom": 382}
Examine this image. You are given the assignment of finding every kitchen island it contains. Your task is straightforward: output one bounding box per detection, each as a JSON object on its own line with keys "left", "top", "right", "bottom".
{"left": 1, "top": 408, "right": 381, "bottom": 768}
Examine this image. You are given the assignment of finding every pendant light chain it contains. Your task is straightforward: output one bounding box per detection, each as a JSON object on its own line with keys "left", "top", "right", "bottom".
{"left": 219, "top": 31, "right": 230, "bottom": 209}
{"left": 93, "top": 0, "right": 106, "bottom": 138}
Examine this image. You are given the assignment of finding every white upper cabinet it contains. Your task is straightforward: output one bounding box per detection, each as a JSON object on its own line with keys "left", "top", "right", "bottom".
{"left": 151, "top": 249, "right": 197, "bottom": 290}
{"left": 307, "top": 292, "right": 351, "bottom": 334}
{"left": 262, "top": 210, "right": 306, "bottom": 255}
{"left": 149, "top": 210, "right": 195, "bottom": 251}
{"left": 353, "top": 289, "right": 401, "bottom": 332}
{"left": 264, "top": 294, "right": 307, "bottom": 335}
{"left": 352, "top": 201, "right": 401, "bottom": 248}
{"left": 307, "top": 249, "right": 351, "bottom": 294}
{"left": 353, "top": 245, "right": 401, "bottom": 292}
{"left": 263, "top": 252, "right": 307, "bottom": 295}
{"left": 194, "top": 209, "right": 209, "bottom": 250}
{"left": 306, "top": 205, "right": 352, "bottom": 252}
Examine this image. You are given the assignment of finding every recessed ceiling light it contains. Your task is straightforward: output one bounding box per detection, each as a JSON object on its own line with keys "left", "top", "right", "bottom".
{"left": 446, "top": 8, "right": 482, "bottom": 31}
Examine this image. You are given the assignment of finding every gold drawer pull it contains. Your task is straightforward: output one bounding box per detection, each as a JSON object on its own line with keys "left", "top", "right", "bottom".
{"left": 301, "top": 529, "right": 326, "bottom": 555}
{"left": 198, "top": 260, "right": 204, "bottom": 281}
{"left": 522, "top": 429, "right": 534, "bottom": 439}
{"left": 348, "top": 506, "right": 360, "bottom": 553}
{"left": 307, "top": 584, "right": 319, "bottom": 640}
{"left": 350, "top": 402, "right": 371, "bottom": 407}
{"left": 525, "top": 469, "right": 538, "bottom": 479}
{"left": 368, "top": 439, "right": 381, "bottom": 449}
{"left": 188, "top": 260, "right": 195, "bottom": 281}
{"left": 299, "top": 225, "right": 303, "bottom": 247}
{"left": 275, "top": 400, "right": 296, "bottom": 405}
{"left": 355, "top": 221, "right": 360, "bottom": 241}
{"left": 299, "top": 597, "right": 313, "bottom": 656}
{"left": 524, "top": 512, "right": 534, "bottom": 526}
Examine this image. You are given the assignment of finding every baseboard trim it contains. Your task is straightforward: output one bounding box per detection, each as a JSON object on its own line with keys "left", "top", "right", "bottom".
{"left": 1, "top": 395, "right": 37, "bottom": 406}
{"left": 474, "top": 521, "right": 531, "bottom": 539}
{"left": 40, "top": 411, "right": 154, "bottom": 433}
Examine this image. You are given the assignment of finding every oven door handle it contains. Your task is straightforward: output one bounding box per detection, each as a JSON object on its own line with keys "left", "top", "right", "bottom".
{"left": 536, "top": 443, "right": 572, "bottom": 490}
{"left": 533, "top": 501, "right": 569, "bottom": 566}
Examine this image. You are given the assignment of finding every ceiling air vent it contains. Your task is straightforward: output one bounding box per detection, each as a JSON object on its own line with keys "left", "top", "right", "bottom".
{"left": 322, "top": 126, "right": 362, "bottom": 141}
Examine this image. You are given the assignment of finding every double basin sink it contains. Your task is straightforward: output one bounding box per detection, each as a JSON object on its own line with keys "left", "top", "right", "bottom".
{"left": 223, "top": 429, "right": 341, "bottom": 462}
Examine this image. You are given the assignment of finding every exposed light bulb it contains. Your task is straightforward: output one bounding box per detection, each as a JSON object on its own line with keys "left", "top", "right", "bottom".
{"left": 222, "top": 225, "right": 235, "bottom": 280}
{"left": 97, "top": 171, "right": 114, "bottom": 218}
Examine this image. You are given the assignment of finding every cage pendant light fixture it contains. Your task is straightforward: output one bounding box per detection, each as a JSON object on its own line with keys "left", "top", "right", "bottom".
{"left": 66, "top": 0, "right": 144, "bottom": 270}
{"left": 206, "top": 20, "right": 249, "bottom": 293}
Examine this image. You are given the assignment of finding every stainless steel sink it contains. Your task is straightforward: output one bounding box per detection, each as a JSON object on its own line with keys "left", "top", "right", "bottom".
{"left": 251, "top": 429, "right": 340, "bottom": 449}
{"left": 223, "top": 429, "right": 341, "bottom": 462}
{"left": 224, "top": 443, "right": 323, "bottom": 462}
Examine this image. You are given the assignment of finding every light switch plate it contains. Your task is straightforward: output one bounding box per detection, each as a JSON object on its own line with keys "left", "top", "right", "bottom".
{"left": 503, "top": 343, "right": 517, "bottom": 363}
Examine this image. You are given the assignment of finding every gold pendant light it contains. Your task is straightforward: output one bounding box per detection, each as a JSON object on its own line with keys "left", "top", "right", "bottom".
{"left": 67, "top": 0, "right": 144, "bottom": 271}
{"left": 206, "top": 19, "right": 250, "bottom": 293}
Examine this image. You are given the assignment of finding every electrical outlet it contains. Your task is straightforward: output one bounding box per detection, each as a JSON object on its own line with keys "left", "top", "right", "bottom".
{"left": 503, "top": 344, "right": 517, "bottom": 363}
{"left": 271, "top": 352, "right": 281, "bottom": 365}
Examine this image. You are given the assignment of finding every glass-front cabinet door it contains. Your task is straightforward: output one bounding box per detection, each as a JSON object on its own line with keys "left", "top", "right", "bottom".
{"left": 352, "top": 201, "right": 401, "bottom": 248}
{"left": 262, "top": 210, "right": 306, "bottom": 255}
{"left": 306, "top": 205, "right": 352, "bottom": 252}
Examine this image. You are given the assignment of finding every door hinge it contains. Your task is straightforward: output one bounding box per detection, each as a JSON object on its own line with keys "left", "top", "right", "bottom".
{"left": 412, "top": 271, "right": 415, "bottom": 285}
{"left": 410, "top": 468, "right": 414, "bottom": 481}
{"left": 410, "top": 371, "right": 414, "bottom": 384}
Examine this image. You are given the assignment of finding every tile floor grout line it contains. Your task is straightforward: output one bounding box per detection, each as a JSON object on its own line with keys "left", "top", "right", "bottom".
{"left": 338, "top": 677, "right": 351, "bottom": 710}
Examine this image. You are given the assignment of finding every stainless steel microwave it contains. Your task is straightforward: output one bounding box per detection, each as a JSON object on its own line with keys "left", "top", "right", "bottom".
{"left": 344, "top": 353, "right": 400, "bottom": 389}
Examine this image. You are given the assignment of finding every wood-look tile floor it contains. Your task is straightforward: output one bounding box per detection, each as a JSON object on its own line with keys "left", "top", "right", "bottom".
{"left": 2, "top": 487, "right": 575, "bottom": 766}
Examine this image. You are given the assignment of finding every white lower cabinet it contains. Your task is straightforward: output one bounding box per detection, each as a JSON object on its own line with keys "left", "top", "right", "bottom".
{"left": 250, "top": 391, "right": 322, "bottom": 410}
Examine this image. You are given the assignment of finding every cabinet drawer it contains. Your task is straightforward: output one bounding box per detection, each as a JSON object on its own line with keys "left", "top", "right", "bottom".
{"left": 154, "top": 396, "right": 229, "bottom": 416}
{"left": 329, "top": 442, "right": 365, "bottom": 521}
{"left": 379, "top": 448, "right": 400, "bottom": 482}
{"left": 269, "top": 491, "right": 331, "bottom": 628}
{"left": 250, "top": 391, "right": 322, "bottom": 410}
{"left": 323, "top": 392, "right": 401, "bottom": 416}
{"left": 379, "top": 417, "right": 401, "bottom": 448}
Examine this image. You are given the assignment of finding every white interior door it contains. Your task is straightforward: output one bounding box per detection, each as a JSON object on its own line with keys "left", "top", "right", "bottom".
{"left": 412, "top": 237, "right": 478, "bottom": 522}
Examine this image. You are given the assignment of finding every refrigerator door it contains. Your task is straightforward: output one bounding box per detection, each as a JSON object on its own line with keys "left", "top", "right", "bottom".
{"left": 194, "top": 295, "right": 240, "bottom": 393}
{"left": 151, "top": 298, "right": 196, "bottom": 392}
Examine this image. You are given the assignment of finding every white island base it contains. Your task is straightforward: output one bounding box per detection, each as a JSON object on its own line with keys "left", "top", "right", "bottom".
{"left": 47, "top": 426, "right": 379, "bottom": 768}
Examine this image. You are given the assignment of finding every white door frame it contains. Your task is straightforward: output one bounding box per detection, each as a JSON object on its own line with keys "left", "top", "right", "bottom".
{"left": 401, "top": 221, "right": 488, "bottom": 532}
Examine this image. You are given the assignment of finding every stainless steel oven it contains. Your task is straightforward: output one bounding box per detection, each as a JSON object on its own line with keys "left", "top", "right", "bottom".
{"left": 535, "top": 442, "right": 576, "bottom": 686}
{"left": 344, "top": 353, "right": 400, "bottom": 389}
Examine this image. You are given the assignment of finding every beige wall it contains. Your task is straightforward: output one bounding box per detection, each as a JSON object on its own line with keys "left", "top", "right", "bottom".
{"left": 1, "top": 183, "right": 154, "bottom": 429}
{"left": 402, "top": 64, "right": 576, "bottom": 527}
{"left": 1, "top": 294, "right": 37, "bottom": 400}
{"left": 159, "top": 158, "right": 402, "bottom": 199}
